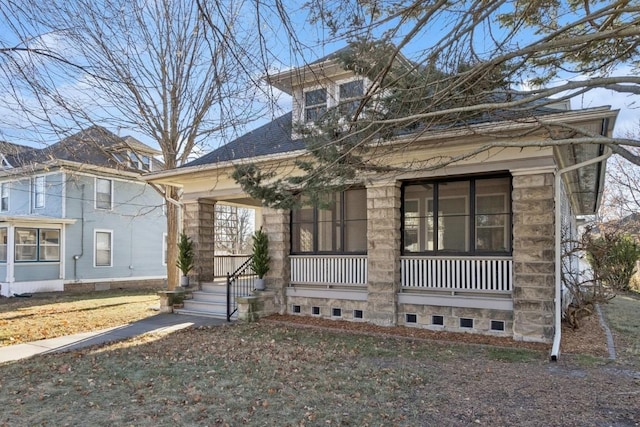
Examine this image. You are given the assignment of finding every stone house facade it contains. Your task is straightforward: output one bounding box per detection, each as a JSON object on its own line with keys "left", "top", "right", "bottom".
{"left": 146, "top": 49, "right": 617, "bottom": 347}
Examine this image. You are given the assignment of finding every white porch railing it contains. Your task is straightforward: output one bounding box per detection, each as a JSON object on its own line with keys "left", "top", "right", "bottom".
{"left": 401, "top": 256, "right": 513, "bottom": 292}
{"left": 290, "top": 255, "right": 367, "bottom": 286}
{"left": 214, "top": 254, "right": 252, "bottom": 277}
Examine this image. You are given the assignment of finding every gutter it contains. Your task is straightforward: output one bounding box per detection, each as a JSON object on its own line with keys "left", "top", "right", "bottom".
{"left": 550, "top": 145, "right": 611, "bottom": 361}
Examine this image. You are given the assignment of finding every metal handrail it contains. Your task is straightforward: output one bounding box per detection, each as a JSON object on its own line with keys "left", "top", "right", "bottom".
{"left": 226, "top": 255, "right": 254, "bottom": 321}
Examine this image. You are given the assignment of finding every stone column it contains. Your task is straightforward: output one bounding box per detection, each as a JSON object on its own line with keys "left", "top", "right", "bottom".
{"left": 183, "top": 199, "right": 216, "bottom": 283}
{"left": 262, "top": 207, "right": 290, "bottom": 313}
{"left": 511, "top": 170, "right": 556, "bottom": 342}
{"left": 366, "top": 180, "right": 401, "bottom": 326}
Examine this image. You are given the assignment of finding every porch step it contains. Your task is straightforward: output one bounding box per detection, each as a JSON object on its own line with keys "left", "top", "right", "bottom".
{"left": 201, "top": 281, "right": 228, "bottom": 294}
{"left": 190, "top": 289, "right": 226, "bottom": 303}
{"left": 174, "top": 308, "right": 233, "bottom": 320}
{"left": 182, "top": 299, "right": 227, "bottom": 314}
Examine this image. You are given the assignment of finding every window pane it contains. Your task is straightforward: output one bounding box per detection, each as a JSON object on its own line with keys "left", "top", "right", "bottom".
{"left": 305, "top": 88, "right": 327, "bottom": 122}
{"left": 1, "top": 183, "right": 8, "bottom": 211}
{"left": 0, "top": 228, "right": 6, "bottom": 262}
{"left": 292, "top": 223, "right": 314, "bottom": 252}
{"left": 344, "top": 189, "right": 367, "bottom": 252}
{"left": 318, "top": 206, "right": 337, "bottom": 251}
{"left": 34, "top": 176, "right": 45, "bottom": 208}
{"left": 404, "top": 184, "right": 433, "bottom": 252}
{"left": 40, "top": 229, "right": 60, "bottom": 261}
{"left": 96, "top": 178, "right": 112, "bottom": 209}
{"left": 345, "top": 219, "right": 366, "bottom": 252}
{"left": 438, "top": 181, "right": 469, "bottom": 251}
{"left": 305, "top": 106, "right": 327, "bottom": 122}
{"left": 15, "top": 228, "right": 37, "bottom": 261}
{"left": 475, "top": 177, "right": 511, "bottom": 252}
{"left": 95, "top": 231, "right": 112, "bottom": 266}
{"left": 305, "top": 88, "right": 326, "bottom": 106}
{"left": 339, "top": 80, "right": 363, "bottom": 99}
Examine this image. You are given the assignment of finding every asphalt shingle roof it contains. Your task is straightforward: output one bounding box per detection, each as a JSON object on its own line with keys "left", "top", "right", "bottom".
{"left": 184, "top": 112, "right": 305, "bottom": 167}
{"left": 4, "top": 126, "right": 163, "bottom": 172}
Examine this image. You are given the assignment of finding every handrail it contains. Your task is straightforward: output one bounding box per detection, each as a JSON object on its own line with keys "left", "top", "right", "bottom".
{"left": 226, "top": 255, "right": 254, "bottom": 322}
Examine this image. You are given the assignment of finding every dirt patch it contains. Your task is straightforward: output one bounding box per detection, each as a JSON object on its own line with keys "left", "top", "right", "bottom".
{"left": 264, "top": 312, "right": 611, "bottom": 357}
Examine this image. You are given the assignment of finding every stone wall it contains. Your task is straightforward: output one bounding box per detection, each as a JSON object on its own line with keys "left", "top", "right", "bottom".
{"left": 366, "top": 181, "right": 402, "bottom": 326}
{"left": 183, "top": 199, "right": 216, "bottom": 283}
{"left": 511, "top": 171, "right": 556, "bottom": 342}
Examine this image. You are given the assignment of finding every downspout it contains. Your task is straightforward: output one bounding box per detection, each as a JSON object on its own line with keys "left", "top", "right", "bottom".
{"left": 73, "top": 184, "right": 85, "bottom": 280}
{"left": 550, "top": 146, "right": 611, "bottom": 361}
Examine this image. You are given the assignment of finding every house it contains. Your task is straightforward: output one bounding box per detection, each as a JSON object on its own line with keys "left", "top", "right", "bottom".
{"left": 145, "top": 47, "right": 617, "bottom": 348}
{"left": 0, "top": 126, "right": 167, "bottom": 297}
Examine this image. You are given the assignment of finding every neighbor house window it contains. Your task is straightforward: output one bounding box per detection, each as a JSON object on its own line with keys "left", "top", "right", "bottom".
{"left": 162, "top": 232, "right": 168, "bottom": 266}
{"left": 14, "top": 228, "right": 60, "bottom": 262}
{"left": 33, "top": 176, "right": 45, "bottom": 209}
{"left": 304, "top": 88, "right": 327, "bottom": 122}
{"left": 291, "top": 188, "right": 367, "bottom": 254}
{"left": 402, "top": 175, "right": 511, "bottom": 255}
{"left": 0, "top": 182, "right": 9, "bottom": 211}
{"left": 95, "top": 230, "right": 112, "bottom": 267}
{"left": 0, "top": 228, "right": 7, "bottom": 262}
{"left": 339, "top": 80, "right": 364, "bottom": 116}
{"left": 129, "top": 152, "right": 151, "bottom": 171}
{"left": 95, "top": 178, "right": 113, "bottom": 210}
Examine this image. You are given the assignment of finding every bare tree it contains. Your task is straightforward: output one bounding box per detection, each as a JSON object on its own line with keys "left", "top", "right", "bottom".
{"left": 214, "top": 204, "right": 254, "bottom": 254}
{"left": 225, "top": 1, "right": 640, "bottom": 205}
{"left": 1, "top": 0, "right": 263, "bottom": 288}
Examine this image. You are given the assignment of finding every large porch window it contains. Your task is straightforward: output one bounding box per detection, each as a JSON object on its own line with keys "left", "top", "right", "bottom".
{"left": 291, "top": 188, "right": 367, "bottom": 254}
{"left": 402, "top": 175, "right": 512, "bottom": 255}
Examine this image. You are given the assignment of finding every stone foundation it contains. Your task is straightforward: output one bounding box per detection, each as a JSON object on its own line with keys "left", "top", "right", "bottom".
{"left": 398, "top": 303, "right": 513, "bottom": 336}
{"left": 287, "top": 295, "right": 368, "bottom": 321}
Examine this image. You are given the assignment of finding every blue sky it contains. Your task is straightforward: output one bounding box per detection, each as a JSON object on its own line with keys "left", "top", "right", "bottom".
{"left": 0, "top": 2, "right": 637, "bottom": 155}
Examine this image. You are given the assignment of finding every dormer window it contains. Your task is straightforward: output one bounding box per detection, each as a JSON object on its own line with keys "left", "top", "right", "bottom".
{"left": 129, "top": 152, "right": 151, "bottom": 171}
{"left": 304, "top": 88, "right": 327, "bottom": 122}
{"left": 0, "top": 155, "right": 12, "bottom": 169}
{"left": 339, "top": 80, "right": 364, "bottom": 116}
{"left": 112, "top": 150, "right": 152, "bottom": 171}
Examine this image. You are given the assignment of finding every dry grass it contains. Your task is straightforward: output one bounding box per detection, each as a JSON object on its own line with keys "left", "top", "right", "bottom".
{"left": 600, "top": 292, "right": 640, "bottom": 364}
{"left": 0, "top": 289, "right": 159, "bottom": 346}
{"left": 0, "top": 290, "right": 639, "bottom": 425}
{"left": 1, "top": 322, "right": 639, "bottom": 426}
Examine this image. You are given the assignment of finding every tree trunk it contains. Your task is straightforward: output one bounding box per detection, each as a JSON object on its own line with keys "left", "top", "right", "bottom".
{"left": 165, "top": 185, "right": 180, "bottom": 290}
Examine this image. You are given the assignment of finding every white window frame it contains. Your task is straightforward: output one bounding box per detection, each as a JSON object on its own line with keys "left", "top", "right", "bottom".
{"left": 33, "top": 176, "right": 45, "bottom": 209}
{"left": 0, "top": 227, "right": 7, "bottom": 262}
{"left": 13, "top": 227, "right": 60, "bottom": 262}
{"left": 0, "top": 182, "right": 9, "bottom": 212}
{"left": 95, "top": 178, "right": 113, "bottom": 210}
{"left": 162, "top": 232, "right": 168, "bottom": 266}
{"left": 94, "top": 229, "right": 113, "bottom": 267}
{"left": 303, "top": 87, "right": 328, "bottom": 123}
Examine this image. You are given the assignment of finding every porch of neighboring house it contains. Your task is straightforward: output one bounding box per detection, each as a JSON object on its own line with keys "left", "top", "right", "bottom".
{"left": 180, "top": 168, "right": 556, "bottom": 343}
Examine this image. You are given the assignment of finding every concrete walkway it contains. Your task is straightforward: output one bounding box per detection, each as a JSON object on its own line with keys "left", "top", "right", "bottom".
{"left": 0, "top": 313, "right": 227, "bottom": 364}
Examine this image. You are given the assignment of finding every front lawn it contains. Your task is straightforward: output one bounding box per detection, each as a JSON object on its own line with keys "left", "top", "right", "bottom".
{"left": 0, "top": 289, "right": 159, "bottom": 346}
{"left": 0, "top": 322, "right": 638, "bottom": 426}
